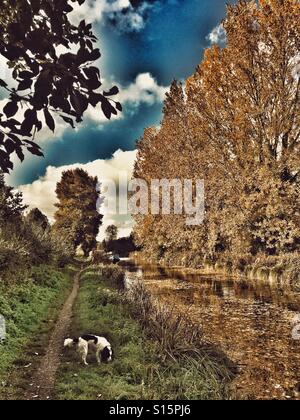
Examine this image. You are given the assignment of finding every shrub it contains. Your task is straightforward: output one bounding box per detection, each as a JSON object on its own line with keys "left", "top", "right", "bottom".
{"left": 90, "top": 287, "right": 120, "bottom": 309}
{"left": 49, "top": 229, "right": 74, "bottom": 267}
{"left": 101, "top": 265, "right": 125, "bottom": 289}
{"left": 30, "top": 266, "right": 65, "bottom": 288}
{"left": 0, "top": 221, "right": 74, "bottom": 284}
{"left": 0, "top": 231, "right": 30, "bottom": 284}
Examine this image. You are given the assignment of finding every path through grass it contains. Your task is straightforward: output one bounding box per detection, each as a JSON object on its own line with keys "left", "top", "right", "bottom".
{"left": 0, "top": 265, "right": 75, "bottom": 400}
{"left": 54, "top": 267, "right": 233, "bottom": 400}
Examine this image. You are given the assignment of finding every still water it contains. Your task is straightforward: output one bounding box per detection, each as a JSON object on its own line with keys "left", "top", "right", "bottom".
{"left": 124, "top": 262, "right": 300, "bottom": 400}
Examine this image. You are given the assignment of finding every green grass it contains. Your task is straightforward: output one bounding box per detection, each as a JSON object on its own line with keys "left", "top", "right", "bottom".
{"left": 54, "top": 268, "right": 233, "bottom": 400}
{"left": 0, "top": 265, "right": 74, "bottom": 399}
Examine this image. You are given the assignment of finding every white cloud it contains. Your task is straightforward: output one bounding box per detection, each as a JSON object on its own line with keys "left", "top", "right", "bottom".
{"left": 98, "top": 214, "right": 134, "bottom": 241}
{"left": 18, "top": 149, "right": 137, "bottom": 240}
{"left": 70, "top": 0, "right": 126, "bottom": 24}
{"left": 116, "top": 11, "right": 145, "bottom": 32}
{"left": 70, "top": 0, "right": 147, "bottom": 32}
{"left": 206, "top": 24, "right": 227, "bottom": 45}
{"left": 0, "top": 56, "right": 18, "bottom": 100}
{"left": 118, "top": 73, "right": 168, "bottom": 106}
{"left": 0, "top": 72, "right": 168, "bottom": 143}
{"left": 85, "top": 73, "right": 168, "bottom": 123}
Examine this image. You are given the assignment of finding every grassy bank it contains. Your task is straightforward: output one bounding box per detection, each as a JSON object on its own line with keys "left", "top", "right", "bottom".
{"left": 200, "top": 254, "right": 300, "bottom": 287}
{"left": 133, "top": 251, "right": 300, "bottom": 287}
{"left": 54, "top": 266, "right": 234, "bottom": 400}
{"left": 0, "top": 265, "right": 74, "bottom": 399}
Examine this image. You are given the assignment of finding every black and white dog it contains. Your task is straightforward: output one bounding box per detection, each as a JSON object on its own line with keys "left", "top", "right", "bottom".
{"left": 64, "top": 334, "right": 113, "bottom": 366}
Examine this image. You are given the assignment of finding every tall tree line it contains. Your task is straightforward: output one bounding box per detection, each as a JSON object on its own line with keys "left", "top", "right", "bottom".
{"left": 134, "top": 0, "right": 300, "bottom": 267}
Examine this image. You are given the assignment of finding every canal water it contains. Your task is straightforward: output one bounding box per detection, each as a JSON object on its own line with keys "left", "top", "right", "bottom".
{"left": 124, "top": 262, "right": 300, "bottom": 400}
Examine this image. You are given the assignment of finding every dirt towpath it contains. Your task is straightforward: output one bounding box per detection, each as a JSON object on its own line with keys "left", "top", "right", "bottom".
{"left": 25, "top": 271, "right": 81, "bottom": 400}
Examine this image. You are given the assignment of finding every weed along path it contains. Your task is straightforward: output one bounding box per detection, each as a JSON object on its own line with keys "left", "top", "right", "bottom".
{"left": 25, "top": 271, "right": 81, "bottom": 400}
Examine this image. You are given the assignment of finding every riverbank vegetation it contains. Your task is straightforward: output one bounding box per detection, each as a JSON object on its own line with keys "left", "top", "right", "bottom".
{"left": 133, "top": 0, "right": 300, "bottom": 283}
{"left": 0, "top": 173, "right": 74, "bottom": 285}
{"left": 55, "top": 266, "right": 234, "bottom": 400}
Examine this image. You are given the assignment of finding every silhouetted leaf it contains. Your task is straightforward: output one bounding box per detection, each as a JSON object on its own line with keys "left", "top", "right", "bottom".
{"left": 89, "top": 93, "right": 103, "bottom": 107}
{"left": 116, "top": 102, "right": 123, "bottom": 112}
{"left": 61, "top": 115, "right": 75, "bottom": 128}
{"left": 21, "top": 109, "right": 37, "bottom": 135}
{"left": 4, "top": 139, "right": 15, "bottom": 154}
{"left": 89, "top": 49, "right": 101, "bottom": 61}
{"left": 83, "top": 67, "right": 101, "bottom": 90}
{"left": 3, "top": 101, "right": 18, "bottom": 118}
{"left": 101, "top": 100, "right": 118, "bottom": 120}
{"left": 0, "top": 79, "right": 8, "bottom": 88}
{"left": 27, "top": 146, "right": 44, "bottom": 157}
{"left": 18, "top": 79, "right": 33, "bottom": 91}
{"left": 44, "top": 108, "right": 55, "bottom": 132}
{"left": 19, "top": 70, "right": 35, "bottom": 79}
{"left": 70, "top": 91, "right": 88, "bottom": 115}
{"left": 15, "top": 145, "right": 25, "bottom": 162}
{"left": 0, "top": 0, "right": 121, "bottom": 172}
{"left": 104, "top": 86, "right": 119, "bottom": 96}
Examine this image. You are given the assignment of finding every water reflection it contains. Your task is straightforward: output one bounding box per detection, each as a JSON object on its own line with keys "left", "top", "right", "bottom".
{"left": 124, "top": 262, "right": 300, "bottom": 400}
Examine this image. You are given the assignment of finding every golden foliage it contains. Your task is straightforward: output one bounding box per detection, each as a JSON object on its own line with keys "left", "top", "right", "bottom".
{"left": 134, "top": 0, "right": 300, "bottom": 265}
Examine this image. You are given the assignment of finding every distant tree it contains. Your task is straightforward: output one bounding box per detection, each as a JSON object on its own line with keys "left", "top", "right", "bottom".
{"left": 0, "top": 172, "right": 26, "bottom": 225}
{"left": 26, "top": 208, "right": 50, "bottom": 231}
{"left": 0, "top": 0, "right": 122, "bottom": 173}
{"left": 105, "top": 225, "right": 118, "bottom": 242}
{"left": 108, "top": 234, "right": 137, "bottom": 257}
{"left": 53, "top": 168, "right": 102, "bottom": 256}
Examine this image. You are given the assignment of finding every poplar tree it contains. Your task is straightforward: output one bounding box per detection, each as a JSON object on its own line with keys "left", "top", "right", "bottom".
{"left": 54, "top": 168, "right": 103, "bottom": 256}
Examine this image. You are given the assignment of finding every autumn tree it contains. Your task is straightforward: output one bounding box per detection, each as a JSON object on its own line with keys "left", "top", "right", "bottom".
{"left": 133, "top": 80, "right": 206, "bottom": 265}
{"left": 134, "top": 0, "right": 300, "bottom": 266}
{"left": 0, "top": 0, "right": 122, "bottom": 173}
{"left": 53, "top": 168, "right": 102, "bottom": 256}
{"left": 187, "top": 0, "right": 300, "bottom": 256}
{"left": 103, "top": 224, "right": 120, "bottom": 253}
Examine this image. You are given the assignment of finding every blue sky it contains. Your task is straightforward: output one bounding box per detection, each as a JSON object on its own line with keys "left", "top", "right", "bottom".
{"left": 8, "top": 0, "right": 235, "bottom": 187}
{"left": 2, "top": 0, "right": 235, "bottom": 238}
